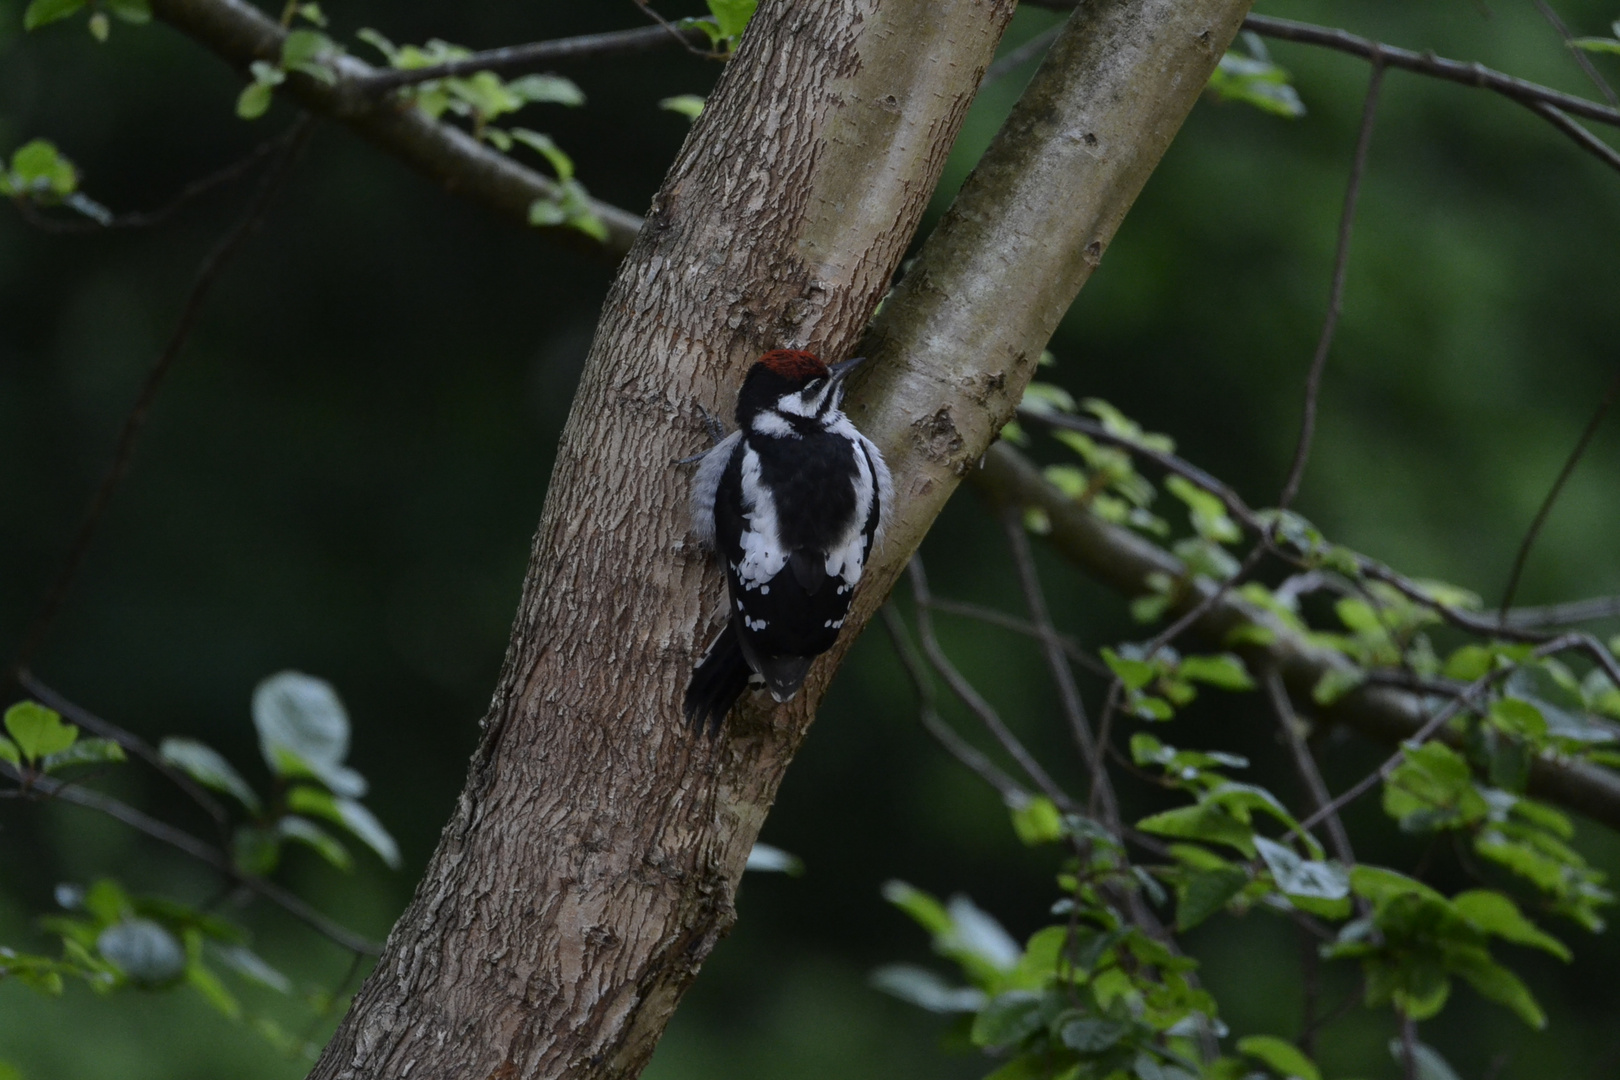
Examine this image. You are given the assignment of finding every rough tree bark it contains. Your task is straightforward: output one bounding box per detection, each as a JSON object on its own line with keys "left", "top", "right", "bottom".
{"left": 305, "top": 1, "right": 1251, "bottom": 1077}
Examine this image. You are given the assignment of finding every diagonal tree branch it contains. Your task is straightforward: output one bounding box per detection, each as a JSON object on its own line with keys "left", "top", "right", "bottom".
{"left": 146, "top": 0, "right": 644, "bottom": 255}
{"left": 966, "top": 443, "right": 1620, "bottom": 832}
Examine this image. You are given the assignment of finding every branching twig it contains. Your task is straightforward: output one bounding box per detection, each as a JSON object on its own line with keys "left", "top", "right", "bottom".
{"left": 921, "top": 596, "right": 1110, "bottom": 676}
{"left": 15, "top": 672, "right": 231, "bottom": 838}
{"left": 1266, "top": 671, "right": 1356, "bottom": 867}
{"left": 11, "top": 118, "right": 313, "bottom": 677}
{"left": 1279, "top": 55, "right": 1384, "bottom": 510}
{"left": 1241, "top": 13, "right": 1620, "bottom": 130}
{"left": 349, "top": 23, "right": 712, "bottom": 94}
{"left": 999, "top": 510, "right": 1119, "bottom": 830}
{"left": 1532, "top": 0, "right": 1620, "bottom": 109}
{"left": 1498, "top": 367, "right": 1620, "bottom": 617}
{"left": 12, "top": 136, "right": 287, "bottom": 234}
{"left": 1, "top": 762, "right": 381, "bottom": 955}
{"left": 907, "top": 557, "right": 1076, "bottom": 811}
{"left": 1502, "top": 594, "right": 1620, "bottom": 628}
{"left": 881, "top": 606, "right": 1030, "bottom": 804}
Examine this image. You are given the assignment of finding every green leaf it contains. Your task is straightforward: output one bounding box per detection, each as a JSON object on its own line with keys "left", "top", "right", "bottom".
{"left": 706, "top": 0, "right": 757, "bottom": 39}
{"left": 970, "top": 989, "right": 1044, "bottom": 1049}
{"left": 1572, "top": 36, "right": 1620, "bottom": 55}
{"left": 212, "top": 944, "right": 292, "bottom": 994}
{"left": 1450, "top": 890, "right": 1570, "bottom": 960}
{"left": 186, "top": 953, "right": 241, "bottom": 1019}
{"left": 287, "top": 787, "right": 400, "bottom": 868}
{"left": 105, "top": 0, "right": 149, "bottom": 23}
{"left": 1311, "top": 666, "right": 1365, "bottom": 706}
{"left": 509, "top": 129, "right": 574, "bottom": 180}
{"left": 1387, "top": 1040, "right": 1462, "bottom": 1080}
{"left": 159, "top": 738, "right": 262, "bottom": 813}
{"left": 1443, "top": 644, "right": 1494, "bottom": 681}
{"left": 237, "top": 81, "right": 274, "bottom": 120}
{"left": 86, "top": 11, "right": 107, "bottom": 40}
{"left": 1009, "top": 794, "right": 1065, "bottom": 846}
{"left": 276, "top": 815, "right": 352, "bottom": 870}
{"left": 355, "top": 27, "right": 399, "bottom": 63}
{"left": 4, "top": 702, "right": 77, "bottom": 763}
{"left": 1175, "top": 865, "right": 1248, "bottom": 930}
{"left": 1060, "top": 1016, "right": 1131, "bottom": 1053}
{"left": 0, "top": 737, "right": 20, "bottom": 767}
{"left": 23, "top": 0, "right": 85, "bottom": 29}
{"left": 41, "top": 737, "right": 126, "bottom": 772}
{"left": 881, "top": 879, "right": 952, "bottom": 935}
{"left": 507, "top": 74, "right": 584, "bottom": 107}
{"left": 744, "top": 842, "right": 804, "bottom": 875}
{"left": 253, "top": 671, "right": 365, "bottom": 796}
{"left": 281, "top": 28, "right": 334, "bottom": 68}
{"left": 1177, "top": 654, "right": 1254, "bottom": 691}
{"left": 659, "top": 94, "right": 705, "bottom": 120}
{"left": 96, "top": 919, "right": 185, "bottom": 983}
{"left": 1208, "top": 53, "right": 1306, "bottom": 118}
{"left": 1350, "top": 865, "right": 1446, "bottom": 908}
{"left": 1020, "top": 381, "right": 1076, "bottom": 417}
{"left": 1446, "top": 947, "right": 1545, "bottom": 1028}
{"left": 1137, "top": 805, "right": 1256, "bottom": 856}
{"left": 231, "top": 825, "right": 281, "bottom": 876}
{"left": 869, "top": 963, "right": 985, "bottom": 1013}
{"left": 1101, "top": 648, "right": 1156, "bottom": 691}
{"left": 1254, "top": 837, "right": 1349, "bottom": 901}
{"left": 1165, "top": 475, "right": 1241, "bottom": 543}
{"left": 1237, "top": 1035, "right": 1321, "bottom": 1080}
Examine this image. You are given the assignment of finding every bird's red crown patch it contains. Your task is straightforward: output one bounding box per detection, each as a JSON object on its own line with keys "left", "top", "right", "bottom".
{"left": 757, "top": 349, "right": 829, "bottom": 381}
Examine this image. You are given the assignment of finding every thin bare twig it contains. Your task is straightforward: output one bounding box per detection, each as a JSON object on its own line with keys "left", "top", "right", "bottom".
{"left": 11, "top": 136, "right": 285, "bottom": 235}
{"left": 15, "top": 672, "right": 231, "bottom": 837}
{"left": 1241, "top": 13, "right": 1620, "bottom": 130}
{"left": 983, "top": 25, "right": 1063, "bottom": 86}
{"left": 921, "top": 596, "right": 1111, "bottom": 676}
{"left": 1529, "top": 102, "right": 1620, "bottom": 175}
{"left": 881, "top": 605, "right": 1030, "bottom": 804}
{"left": 1279, "top": 55, "right": 1384, "bottom": 510}
{"left": 1266, "top": 671, "right": 1356, "bottom": 867}
{"left": 1532, "top": 0, "right": 1620, "bottom": 108}
{"left": 10, "top": 118, "right": 313, "bottom": 678}
{"left": 1498, "top": 367, "right": 1620, "bottom": 617}
{"left": 907, "top": 557, "right": 1075, "bottom": 811}
{"left": 999, "top": 510, "right": 1120, "bottom": 830}
{"left": 1503, "top": 594, "right": 1620, "bottom": 628}
{"left": 1, "top": 763, "right": 380, "bottom": 955}
{"left": 349, "top": 23, "right": 712, "bottom": 94}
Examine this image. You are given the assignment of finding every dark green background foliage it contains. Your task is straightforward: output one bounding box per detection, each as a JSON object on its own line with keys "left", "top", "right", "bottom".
{"left": 3, "top": 1, "right": 1619, "bottom": 1077}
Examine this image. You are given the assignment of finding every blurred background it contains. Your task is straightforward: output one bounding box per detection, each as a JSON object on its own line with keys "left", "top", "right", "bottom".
{"left": 3, "top": 0, "right": 1619, "bottom": 1077}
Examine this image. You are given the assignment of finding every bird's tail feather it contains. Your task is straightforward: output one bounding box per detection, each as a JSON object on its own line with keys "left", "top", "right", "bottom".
{"left": 684, "top": 620, "right": 752, "bottom": 737}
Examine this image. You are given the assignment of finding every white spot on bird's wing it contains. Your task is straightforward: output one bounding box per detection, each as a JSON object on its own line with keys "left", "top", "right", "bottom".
{"left": 760, "top": 585, "right": 769, "bottom": 595}
{"left": 736, "top": 444, "right": 789, "bottom": 589}
{"left": 745, "top": 616, "right": 768, "bottom": 632}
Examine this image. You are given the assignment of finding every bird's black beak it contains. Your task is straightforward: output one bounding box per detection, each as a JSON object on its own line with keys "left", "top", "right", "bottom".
{"left": 828, "top": 356, "right": 868, "bottom": 386}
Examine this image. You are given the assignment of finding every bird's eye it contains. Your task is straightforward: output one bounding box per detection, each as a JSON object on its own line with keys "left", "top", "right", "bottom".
{"left": 803, "top": 379, "right": 824, "bottom": 394}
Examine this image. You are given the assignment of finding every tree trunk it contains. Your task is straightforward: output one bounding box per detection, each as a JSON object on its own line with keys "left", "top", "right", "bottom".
{"left": 308, "top": 2, "right": 1016, "bottom": 1077}
{"left": 306, "top": 1, "right": 1250, "bottom": 1077}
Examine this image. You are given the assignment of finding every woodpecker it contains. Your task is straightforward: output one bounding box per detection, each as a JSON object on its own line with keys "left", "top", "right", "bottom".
{"left": 683, "top": 349, "right": 893, "bottom": 735}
